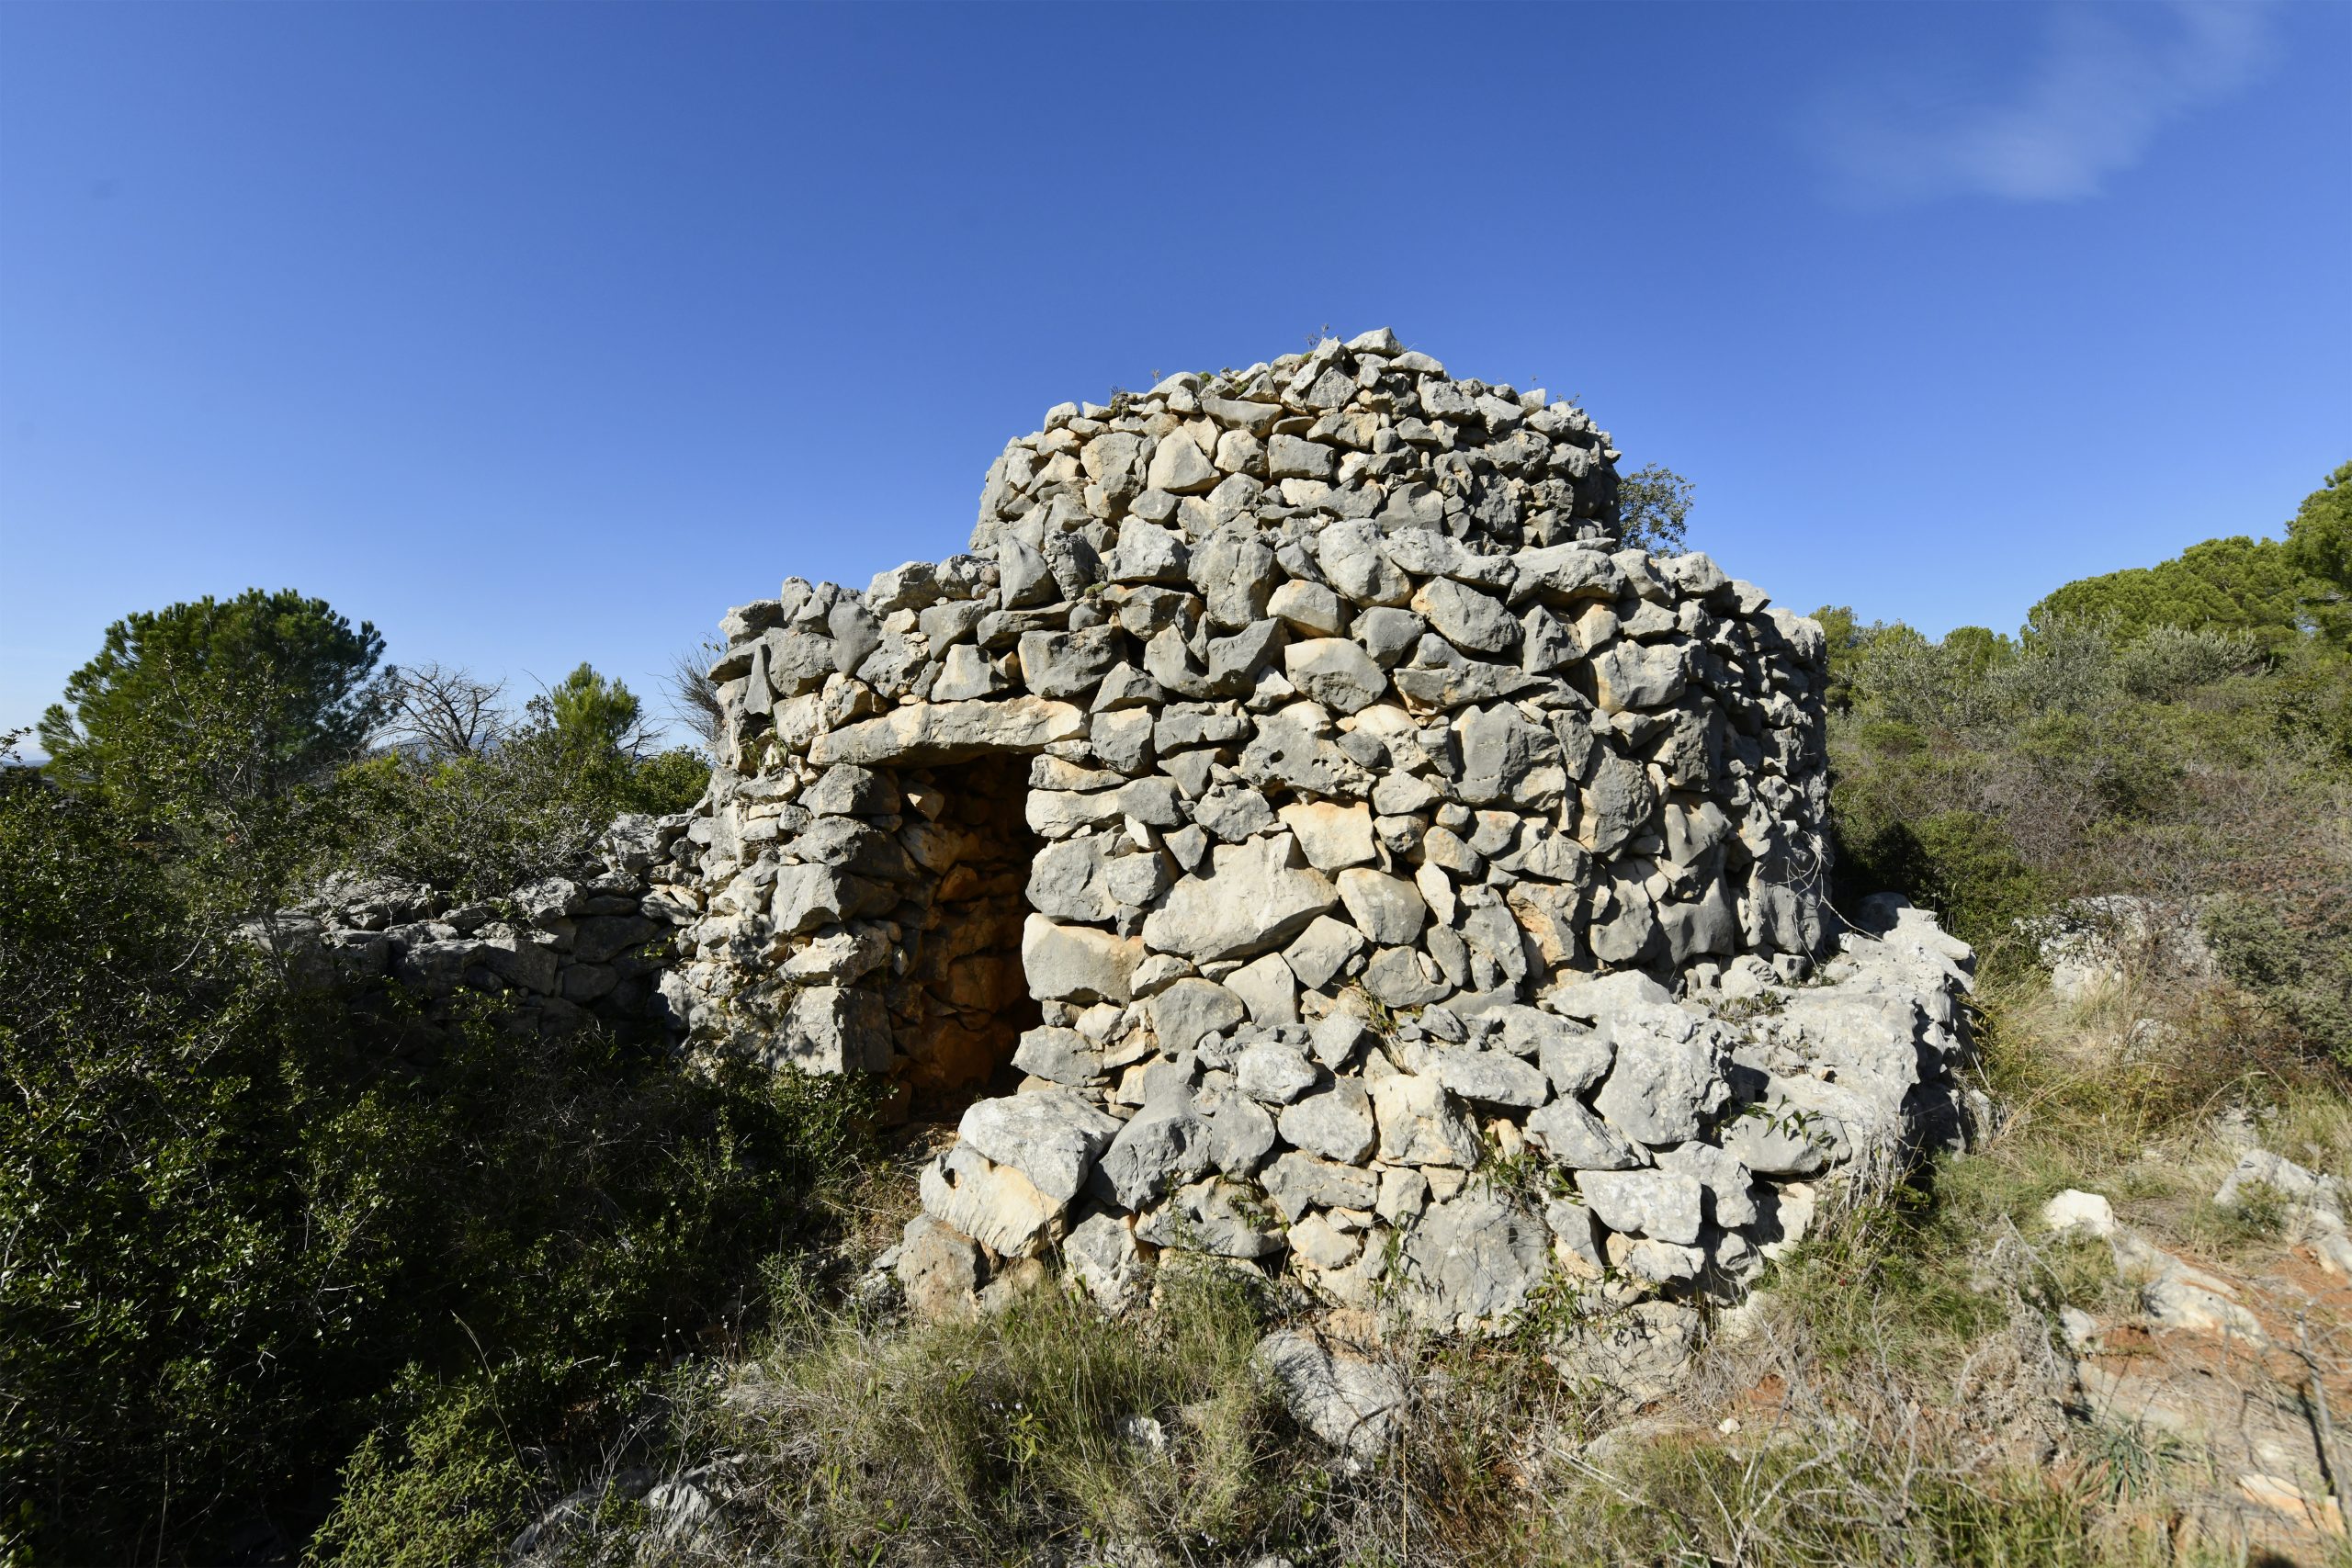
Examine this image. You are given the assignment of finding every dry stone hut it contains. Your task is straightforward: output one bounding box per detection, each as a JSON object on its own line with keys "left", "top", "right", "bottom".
{"left": 653, "top": 330, "right": 1973, "bottom": 1329}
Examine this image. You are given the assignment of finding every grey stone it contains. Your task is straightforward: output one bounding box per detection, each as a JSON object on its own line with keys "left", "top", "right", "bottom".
{"left": 1525, "top": 1098, "right": 1641, "bottom": 1169}
{"left": 1429, "top": 1047, "right": 1551, "bottom": 1109}
{"left": 1148, "top": 431, "right": 1219, "bottom": 494}
{"left": 1148, "top": 977, "right": 1248, "bottom": 1052}
{"left": 1279, "top": 1077, "right": 1377, "bottom": 1164}
{"left": 1268, "top": 579, "right": 1345, "bottom": 636}
{"left": 1012, "top": 1025, "right": 1103, "bottom": 1086}
{"left": 1018, "top": 626, "right": 1127, "bottom": 701}
{"left": 1283, "top": 915, "right": 1366, "bottom": 990}
{"left": 1237, "top": 1042, "right": 1320, "bottom": 1104}
{"left": 1227, "top": 950, "right": 1300, "bottom": 1025}
{"left": 1137, "top": 1177, "right": 1282, "bottom": 1258}
{"left": 1141, "top": 834, "right": 1339, "bottom": 962}
{"left": 1096, "top": 1100, "right": 1214, "bottom": 1208}
{"left": 1313, "top": 518, "right": 1411, "bottom": 606}
{"left": 1063, "top": 1209, "right": 1150, "bottom": 1312}
{"left": 779, "top": 985, "right": 890, "bottom": 1073}
{"left": 1195, "top": 783, "right": 1279, "bottom": 842}
{"left": 1307, "top": 1010, "right": 1375, "bottom": 1070}
{"left": 1283, "top": 637, "right": 1387, "bottom": 713}
{"left": 810, "top": 697, "right": 1087, "bottom": 766}
{"left": 1398, "top": 1190, "right": 1549, "bottom": 1331}
{"left": 1206, "top": 1093, "right": 1278, "bottom": 1175}
{"left": 1190, "top": 529, "right": 1279, "bottom": 630}
{"left": 958, "top": 1089, "right": 1122, "bottom": 1203}
{"left": 896, "top": 1213, "right": 981, "bottom": 1323}
{"left": 1256, "top": 1330, "right": 1405, "bottom": 1458}
{"left": 1027, "top": 836, "right": 1116, "bottom": 922}
{"left": 1591, "top": 642, "right": 1687, "bottom": 713}
{"left": 1022, "top": 914, "right": 1142, "bottom": 1004}
{"left": 1655, "top": 1141, "right": 1758, "bottom": 1228}
{"left": 1267, "top": 434, "right": 1338, "bottom": 480}
{"left": 1412, "top": 579, "right": 1520, "bottom": 656}
{"left": 1577, "top": 1168, "right": 1703, "bottom": 1245}
{"left": 1361, "top": 946, "right": 1452, "bottom": 1007}
{"left": 1334, "top": 866, "right": 1427, "bottom": 945}
{"left": 1592, "top": 1003, "right": 1729, "bottom": 1146}
{"left": 1110, "top": 519, "right": 1191, "bottom": 584}
{"left": 1261, "top": 1150, "right": 1378, "bottom": 1221}
{"left": 1455, "top": 705, "right": 1565, "bottom": 808}
{"left": 1354, "top": 606, "right": 1426, "bottom": 666}
{"left": 1369, "top": 1072, "right": 1482, "bottom": 1167}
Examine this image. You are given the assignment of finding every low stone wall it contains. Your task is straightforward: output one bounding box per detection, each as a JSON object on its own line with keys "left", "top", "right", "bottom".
{"left": 253, "top": 814, "right": 701, "bottom": 1035}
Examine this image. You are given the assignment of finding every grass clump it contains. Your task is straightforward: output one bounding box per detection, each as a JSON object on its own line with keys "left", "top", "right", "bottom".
{"left": 697, "top": 1260, "right": 1297, "bottom": 1563}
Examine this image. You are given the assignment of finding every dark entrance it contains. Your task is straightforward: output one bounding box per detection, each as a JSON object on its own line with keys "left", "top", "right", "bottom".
{"left": 883, "top": 751, "right": 1043, "bottom": 1115}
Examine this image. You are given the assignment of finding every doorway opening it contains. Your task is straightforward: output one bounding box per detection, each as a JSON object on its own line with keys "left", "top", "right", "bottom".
{"left": 883, "top": 751, "right": 1043, "bottom": 1118}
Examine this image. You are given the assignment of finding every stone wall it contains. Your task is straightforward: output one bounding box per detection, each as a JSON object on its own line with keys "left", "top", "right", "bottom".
{"left": 254, "top": 814, "right": 697, "bottom": 1034}
{"left": 639, "top": 330, "right": 1965, "bottom": 1330}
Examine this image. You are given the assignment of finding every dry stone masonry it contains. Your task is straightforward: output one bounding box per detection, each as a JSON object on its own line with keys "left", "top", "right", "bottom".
{"left": 252, "top": 816, "right": 685, "bottom": 1033}
{"left": 642, "top": 330, "right": 1975, "bottom": 1334}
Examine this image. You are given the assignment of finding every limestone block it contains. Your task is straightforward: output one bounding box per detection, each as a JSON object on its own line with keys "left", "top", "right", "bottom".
{"left": 1023, "top": 914, "right": 1143, "bottom": 1004}
{"left": 1140, "top": 834, "right": 1339, "bottom": 962}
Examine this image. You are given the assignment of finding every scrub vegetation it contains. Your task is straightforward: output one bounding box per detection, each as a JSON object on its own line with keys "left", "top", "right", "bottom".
{"left": 4, "top": 463, "right": 2348, "bottom": 1563}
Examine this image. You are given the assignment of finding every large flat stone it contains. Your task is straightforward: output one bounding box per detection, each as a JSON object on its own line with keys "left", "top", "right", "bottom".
{"left": 810, "top": 697, "right": 1086, "bottom": 766}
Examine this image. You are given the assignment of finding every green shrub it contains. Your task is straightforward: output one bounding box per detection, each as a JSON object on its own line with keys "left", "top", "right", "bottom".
{"left": 304, "top": 1383, "right": 530, "bottom": 1568}
{"left": 0, "top": 741, "right": 864, "bottom": 1561}
{"left": 1835, "top": 807, "right": 2046, "bottom": 955}
{"left": 2203, "top": 894, "right": 2352, "bottom": 1065}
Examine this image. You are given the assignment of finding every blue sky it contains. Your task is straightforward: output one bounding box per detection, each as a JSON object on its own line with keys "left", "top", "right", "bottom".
{"left": 4, "top": 2, "right": 2346, "bottom": 745}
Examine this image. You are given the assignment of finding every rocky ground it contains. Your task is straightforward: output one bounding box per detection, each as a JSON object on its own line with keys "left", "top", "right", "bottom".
{"left": 497, "top": 954, "right": 2352, "bottom": 1567}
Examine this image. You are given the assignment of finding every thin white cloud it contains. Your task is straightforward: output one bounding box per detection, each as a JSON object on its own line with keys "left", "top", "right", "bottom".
{"left": 1811, "top": 1, "right": 2277, "bottom": 204}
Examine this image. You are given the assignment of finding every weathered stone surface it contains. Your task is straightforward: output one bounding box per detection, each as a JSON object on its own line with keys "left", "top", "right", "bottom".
{"left": 1237, "top": 1042, "right": 1320, "bottom": 1104}
{"left": 1369, "top": 1072, "right": 1482, "bottom": 1167}
{"left": 1283, "top": 637, "right": 1387, "bottom": 714}
{"left": 1148, "top": 977, "right": 1249, "bottom": 1052}
{"left": 1334, "top": 867, "right": 1426, "bottom": 945}
{"left": 1023, "top": 914, "right": 1142, "bottom": 1004}
{"left": 1399, "top": 1190, "right": 1549, "bottom": 1330}
{"left": 1525, "top": 1097, "right": 1641, "bottom": 1170}
{"left": 1063, "top": 1210, "right": 1150, "bottom": 1312}
{"left": 1261, "top": 1150, "right": 1379, "bottom": 1221}
{"left": 1278, "top": 1078, "right": 1377, "bottom": 1164}
{"left": 1012, "top": 1025, "right": 1102, "bottom": 1086}
{"left": 1141, "top": 834, "right": 1339, "bottom": 962}
{"left": 1283, "top": 915, "right": 1365, "bottom": 990}
{"left": 920, "top": 1145, "right": 1063, "bottom": 1257}
{"left": 1430, "top": 1047, "right": 1551, "bottom": 1109}
{"left": 1257, "top": 1330, "right": 1405, "bottom": 1458}
{"left": 1272, "top": 801, "right": 1375, "bottom": 873}
{"left": 896, "top": 1213, "right": 982, "bottom": 1324}
{"left": 1577, "top": 1168, "right": 1704, "bottom": 1246}
{"left": 1096, "top": 1100, "right": 1213, "bottom": 1208}
{"left": 1137, "top": 1177, "right": 1282, "bottom": 1258}
{"left": 1592, "top": 1004, "right": 1729, "bottom": 1146}
{"left": 957, "top": 1089, "right": 1122, "bottom": 1203}
{"left": 1412, "top": 579, "right": 1520, "bottom": 656}
{"left": 811, "top": 697, "right": 1086, "bottom": 765}
{"left": 778, "top": 985, "right": 890, "bottom": 1073}
{"left": 1227, "top": 951, "right": 1300, "bottom": 1025}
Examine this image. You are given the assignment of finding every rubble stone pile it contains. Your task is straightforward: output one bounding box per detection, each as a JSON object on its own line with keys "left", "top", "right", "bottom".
{"left": 644, "top": 330, "right": 1975, "bottom": 1329}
